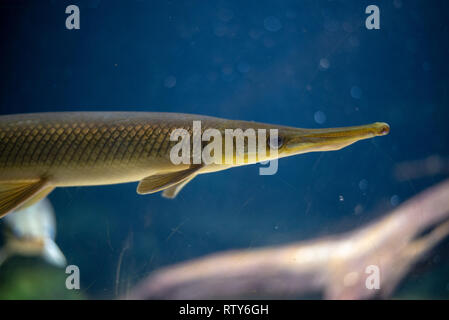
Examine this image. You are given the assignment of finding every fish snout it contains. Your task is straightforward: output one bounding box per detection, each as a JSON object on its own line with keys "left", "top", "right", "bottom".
{"left": 373, "top": 122, "right": 390, "bottom": 136}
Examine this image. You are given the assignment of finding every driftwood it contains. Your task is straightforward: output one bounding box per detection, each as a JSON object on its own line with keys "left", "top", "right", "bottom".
{"left": 125, "top": 178, "right": 449, "bottom": 299}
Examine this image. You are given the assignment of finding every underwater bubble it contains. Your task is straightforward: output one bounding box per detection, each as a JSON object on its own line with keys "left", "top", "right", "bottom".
{"left": 237, "top": 62, "right": 250, "bottom": 73}
{"left": 164, "top": 76, "right": 176, "bottom": 88}
{"left": 354, "top": 204, "right": 364, "bottom": 215}
{"left": 358, "top": 179, "right": 368, "bottom": 191}
{"left": 314, "top": 111, "right": 326, "bottom": 124}
{"left": 319, "top": 58, "right": 330, "bottom": 70}
{"left": 264, "top": 16, "right": 282, "bottom": 32}
{"left": 390, "top": 195, "right": 400, "bottom": 207}
{"left": 350, "top": 86, "right": 362, "bottom": 99}
{"left": 339, "top": 195, "right": 344, "bottom": 202}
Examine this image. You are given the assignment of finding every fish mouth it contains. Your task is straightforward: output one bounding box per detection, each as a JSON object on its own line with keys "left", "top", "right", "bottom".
{"left": 284, "top": 122, "right": 390, "bottom": 154}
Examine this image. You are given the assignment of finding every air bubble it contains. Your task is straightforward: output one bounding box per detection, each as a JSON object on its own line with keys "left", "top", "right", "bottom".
{"left": 264, "top": 16, "right": 282, "bottom": 32}
{"left": 314, "top": 111, "right": 326, "bottom": 124}
{"left": 164, "top": 76, "right": 176, "bottom": 88}
{"left": 319, "top": 58, "right": 330, "bottom": 70}
{"left": 358, "top": 179, "right": 368, "bottom": 191}
{"left": 390, "top": 195, "right": 400, "bottom": 207}
{"left": 350, "top": 86, "right": 362, "bottom": 99}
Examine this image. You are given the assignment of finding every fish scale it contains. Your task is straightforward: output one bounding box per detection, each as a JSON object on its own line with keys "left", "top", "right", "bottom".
{"left": 0, "top": 119, "right": 180, "bottom": 169}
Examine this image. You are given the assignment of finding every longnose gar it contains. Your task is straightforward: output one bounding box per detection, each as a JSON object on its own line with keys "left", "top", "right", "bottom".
{"left": 0, "top": 112, "right": 390, "bottom": 218}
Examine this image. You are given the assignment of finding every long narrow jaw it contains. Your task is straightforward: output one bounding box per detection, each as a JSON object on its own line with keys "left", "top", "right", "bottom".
{"left": 283, "top": 122, "right": 390, "bottom": 156}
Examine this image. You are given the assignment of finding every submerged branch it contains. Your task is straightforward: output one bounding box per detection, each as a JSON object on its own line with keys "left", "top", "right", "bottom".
{"left": 126, "top": 179, "right": 449, "bottom": 300}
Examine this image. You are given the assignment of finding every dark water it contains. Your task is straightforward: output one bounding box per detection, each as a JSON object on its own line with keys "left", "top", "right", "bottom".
{"left": 0, "top": 0, "right": 448, "bottom": 299}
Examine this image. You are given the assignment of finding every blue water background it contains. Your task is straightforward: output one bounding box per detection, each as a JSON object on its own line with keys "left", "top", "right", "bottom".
{"left": 0, "top": 0, "right": 448, "bottom": 298}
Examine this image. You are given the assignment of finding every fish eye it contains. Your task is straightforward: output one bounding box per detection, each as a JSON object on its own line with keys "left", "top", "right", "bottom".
{"left": 267, "top": 135, "right": 284, "bottom": 150}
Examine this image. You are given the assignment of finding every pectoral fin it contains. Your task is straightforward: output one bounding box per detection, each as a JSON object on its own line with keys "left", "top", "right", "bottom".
{"left": 137, "top": 165, "right": 203, "bottom": 195}
{"left": 162, "top": 174, "right": 197, "bottom": 199}
{"left": 0, "top": 179, "right": 49, "bottom": 219}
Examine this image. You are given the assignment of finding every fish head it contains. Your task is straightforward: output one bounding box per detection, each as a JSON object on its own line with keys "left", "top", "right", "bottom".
{"left": 206, "top": 120, "right": 389, "bottom": 165}
{"left": 275, "top": 122, "right": 390, "bottom": 158}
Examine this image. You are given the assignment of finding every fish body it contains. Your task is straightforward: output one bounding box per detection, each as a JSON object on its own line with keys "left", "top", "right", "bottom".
{"left": 0, "top": 112, "right": 390, "bottom": 217}
{"left": 0, "top": 198, "right": 66, "bottom": 267}
{"left": 0, "top": 112, "right": 206, "bottom": 186}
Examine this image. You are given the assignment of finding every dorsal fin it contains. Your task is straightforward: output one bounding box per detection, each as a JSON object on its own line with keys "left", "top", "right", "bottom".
{"left": 137, "top": 165, "right": 203, "bottom": 195}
